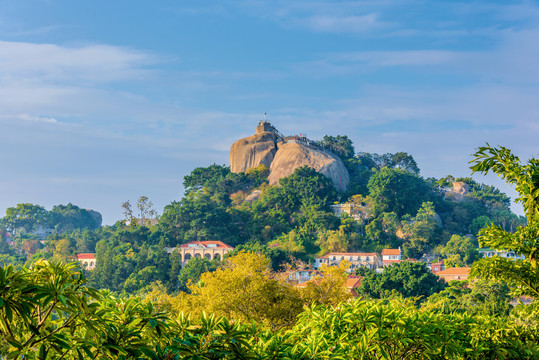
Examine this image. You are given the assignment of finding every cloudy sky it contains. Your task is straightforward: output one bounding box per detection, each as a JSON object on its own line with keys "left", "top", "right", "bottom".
{"left": 1, "top": 0, "right": 538, "bottom": 224}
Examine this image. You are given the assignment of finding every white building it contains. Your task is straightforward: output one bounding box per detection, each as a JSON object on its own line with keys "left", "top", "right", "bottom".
{"left": 313, "top": 252, "right": 381, "bottom": 272}
{"left": 381, "top": 248, "right": 402, "bottom": 266}
{"left": 77, "top": 253, "right": 96, "bottom": 270}
{"left": 478, "top": 248, "right": 525, "bottom": 260}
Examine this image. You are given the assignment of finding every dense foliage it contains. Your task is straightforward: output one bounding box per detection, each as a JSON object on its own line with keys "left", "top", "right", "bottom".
{"left": 1, "top": 259, "right": 538, "bottom": 359}
{"left": 1, "top": 203, "right": 101, "bottom": 235}
{"left": 1, "top": 137, "right": 526, "bottom": 295}
{"left": 470, "top": 145, "right": 539, "bottom": 298}
{"left": 357, "top": 261, "right": 447, "bottom": 300}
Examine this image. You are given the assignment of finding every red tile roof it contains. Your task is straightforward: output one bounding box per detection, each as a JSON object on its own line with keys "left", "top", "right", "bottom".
{"left": 381, "top": 249, "right": 401, "bottom": 255}
{"left": 437, "top": 267, "right": 470, "bottom": 276}
{"left": 179, "top": 241, "right": 234, "bottom": 249}
{"left": 77, "top": 253, "right": 96, "bottom": 260}
{"left": 318, "top": 252, "right": 377, "bottom": 259}
{"left": 345, "top": 277, "right": 363, "bottom": 289}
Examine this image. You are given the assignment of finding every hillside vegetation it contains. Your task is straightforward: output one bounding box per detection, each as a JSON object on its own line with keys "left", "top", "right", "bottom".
{"left": 1, "top": 141, "right": 539, "bottom": 358}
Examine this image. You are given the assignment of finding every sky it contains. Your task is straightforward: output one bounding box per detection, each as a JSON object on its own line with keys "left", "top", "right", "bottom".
{"left": 1, "top": 0, "right": 538, "bottom": 225}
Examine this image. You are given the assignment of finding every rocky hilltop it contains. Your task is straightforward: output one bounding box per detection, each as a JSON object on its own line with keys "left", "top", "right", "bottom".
{"left": 230, "top": 131, "right": 278, "bottom": 173}
{"left": 230, "top": 121, "right": 350, "bottom": 192}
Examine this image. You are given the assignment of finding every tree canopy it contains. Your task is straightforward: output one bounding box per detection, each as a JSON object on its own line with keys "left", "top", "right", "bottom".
{"left": 357, "top": 261, "right": 447, "bottom": 300}
{"left": 470, "top": 144, "right": 539, "bottom": 298}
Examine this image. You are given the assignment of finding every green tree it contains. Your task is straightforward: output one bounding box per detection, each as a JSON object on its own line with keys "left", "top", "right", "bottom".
{"left": 316, "top": 135, "right": 355, "bottom": 159}
{"left": 3, "top": 203, "right": 47, "bottom": 233}
{"left": 470, "top": 144, "right": 539, "bottom": 298}
{"left": 49, "top": 203, "right": 101, "bottom": 232}
{"left": 177, "top": 256, "right": 218, "bottom": 292}
{"left": 357, "top": 261, "right": 446, "bottom": 300}
{"left": 424, "top": 279, "right": 512, "bottom": 317}
{"left": 356, "top": 152, "right": 419, "bottom": 174}
{"left": 401, "top": 201, "right": 442, "bottom": 258}
{"left": 367, "top": 168, "right": 431, "bottom": 217}
{"left": 441, "top": 234, "right": 480, "bottom": 267}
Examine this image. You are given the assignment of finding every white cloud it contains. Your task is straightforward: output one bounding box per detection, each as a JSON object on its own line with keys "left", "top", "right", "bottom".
{"left": 0, "top": 41, "right": 160, "bottom": 84}
{"left": 299, "top": 13, "right": 387, "bottom": 33}
{"left": 18, "top": 114, "right": 58, "bottom": 124}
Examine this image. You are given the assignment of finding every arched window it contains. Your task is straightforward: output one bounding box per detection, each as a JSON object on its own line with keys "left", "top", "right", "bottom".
{"left": 185, "top": 253, "right": 192, "bottom": 261}
{"left": 195, "top": 253, "right": 201, "bottom": 258}
{"left": 90, "top": 262, "right": 94, "bottom": 267}
{"left": 204, "top": 253, "right": 211, "bottom": 260}
{"left": 214, "top": 253, "right": 221, "bottom": 261}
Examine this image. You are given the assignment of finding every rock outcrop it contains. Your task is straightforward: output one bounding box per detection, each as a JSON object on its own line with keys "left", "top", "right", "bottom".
{"left": 230, "top": 132, "right": 278, "bottom": 173}
{"left": 244, "top": 190, "right": 262, "bottom": 203}
{"left": 444, "top": 182, "right": 470, "bottom": 202}
{"left": 268, "top": 142, "right": 350, "bottom": 192}
{"left": 230, "top": 122, "right": 350, "bottom": 192}
{"left": 87, "top": 210, "right": 103, "bottom": 228}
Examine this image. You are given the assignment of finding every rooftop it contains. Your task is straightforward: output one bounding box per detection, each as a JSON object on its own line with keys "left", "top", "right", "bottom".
{"left": 381, "top": 249, "right": 401, "bottom": 256}
{"left": 178, "top": 241, "right": 234, "bottom": 249}
{"left": 318, "top": 252, "right": 378, "bottom": 258}
{"left": 77, "top": 253, "right": 96, "bottom": 260}
{"left": 437, "top": 267, "right": 470, "bottom": 276}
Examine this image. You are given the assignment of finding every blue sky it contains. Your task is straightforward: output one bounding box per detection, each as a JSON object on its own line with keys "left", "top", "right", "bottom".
{"left": 1, "top": 0, "right": 538, "bottom": 224}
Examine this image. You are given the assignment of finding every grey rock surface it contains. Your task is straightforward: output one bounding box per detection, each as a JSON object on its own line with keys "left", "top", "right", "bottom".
{"left": 268, "top": 141, "right": 350, "bottom": 192}
{"left": 230, "top": 132, "right": 278, "bottom": 173}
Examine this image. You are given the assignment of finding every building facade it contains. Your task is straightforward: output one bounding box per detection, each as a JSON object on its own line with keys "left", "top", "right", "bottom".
{"left": 166, "top": 241, "right": 234, "bottom": 267}
{"left": 436, "top": 267, "right": 470, "bottom": 282}
{"left": 478, "top": 248, "right": 525, "bottom": 260}
{"left": 313, "top": 252, "right": 381, "bottom": 272}
{"left": 77, "top": 253, "right": 96, "bottom": 270}
{"left": 381, "top": 248, "right": 402, "bottom": 266}
{"left": 427, "top": 259, "right": 445, "bottom": 273}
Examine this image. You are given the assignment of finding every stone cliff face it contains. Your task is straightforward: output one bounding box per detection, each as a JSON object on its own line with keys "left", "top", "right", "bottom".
{"left": 230, "top": 122, "right": 350, "bottom": 192}
{"left": 230, "top": 132, "right": 278, "bottom": 173}
{"left": 268, "top": 142, "right": 350, "bottom": 192}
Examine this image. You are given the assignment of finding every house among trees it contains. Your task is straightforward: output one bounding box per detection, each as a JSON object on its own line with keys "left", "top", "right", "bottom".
{"left": 166, "top": 241, "right": 234, "bottom": 267}
{"left": 381, "top": 248, "right": 402, "bottom": 266}
{"left": 313, "top": 252, "right": 381, "bottom": 271}
{"left": 427, "top": 259, "right": 445, "bottom": 273}
{"left": 478, "top": 248, "right": 525, "bottom": 260}
{"left": 288, "top": 270, "right": 320, "bottom": 284}
{"left": 345, "top": 276, "right": 363, "bottom": 297}
{"left": 436, "top": 267, "right": 470, "bottom": 282}
{"left": 77, "top": 253, "right": 96, "bottom": 270}
{"left": 329, "top": 204, "right": 362, "bottom": 221}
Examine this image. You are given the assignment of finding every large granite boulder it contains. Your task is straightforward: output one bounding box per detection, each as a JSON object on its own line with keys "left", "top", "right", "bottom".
{"left": 230, "top": 122, "right": 351, "bottom": 192}
{"left": 444, "top": 182, "right": 470, "bottom": 202}
{"left": 268, "top": 142, "right": 350, "bottom": 192}
{"left": 230, "top": 132, "right": 278, "bottom": 173}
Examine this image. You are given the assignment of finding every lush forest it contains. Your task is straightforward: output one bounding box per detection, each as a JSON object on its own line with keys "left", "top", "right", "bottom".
{"left": 1, "top": 141, "right": 538, "bottom": 358}
{"left": 0, "top": 136, "right": 525, "bottom": 293}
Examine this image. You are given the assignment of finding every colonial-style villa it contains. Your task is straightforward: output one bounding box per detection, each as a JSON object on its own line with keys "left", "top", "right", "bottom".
{"left": 381, "top": 248, "right": 402, "bottom": 266}
{"left": 166, "top": 241, "right": 234, "bottom": 267}
{"left": 313, "top": 252, "right": 381, "bottom": 272}
{"left": 77, "top": 253, "right": 96, "bottom": 270}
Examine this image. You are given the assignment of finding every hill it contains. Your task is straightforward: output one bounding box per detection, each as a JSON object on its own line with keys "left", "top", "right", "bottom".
{"left": 230, "top": 121, "right": 350, "bottom": 192}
